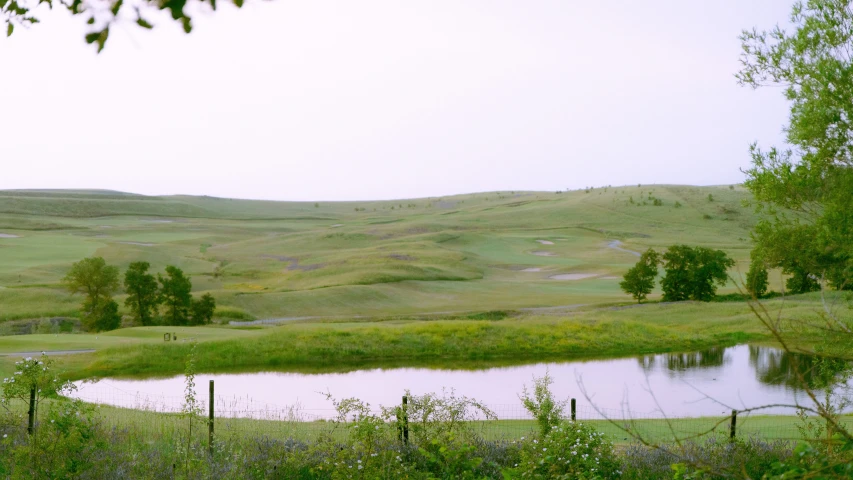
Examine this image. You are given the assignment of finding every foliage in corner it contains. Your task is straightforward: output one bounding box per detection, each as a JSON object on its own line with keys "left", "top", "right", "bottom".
{"left": 2, "top": 0, "right": 248, "bottom": 52}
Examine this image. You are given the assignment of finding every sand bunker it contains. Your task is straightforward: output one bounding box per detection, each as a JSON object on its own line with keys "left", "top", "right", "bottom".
{"left": 141, "top": 219, "right": 174, "bottom": 223}
{"left": 119, "top": 242, "right": 155, "bottom": 246}
{"left": 521, "top": 268, "right": 542, "bottom": 272}
{"left": 550, "top": 273, "right": 599, "bottom": 280}
{"left": 536, "top": 240, "right": 554, "bottom": 245}
{"left": 600, "top": 276, "right": 620, "bottom": 280}
{"left": 0, "top": 233, "right": 20, "bottom": 238}
{"left": 530, "top": 251, "right": 556, "bottom": 257}
{"left": 330, "top": 224, "right": 344, "bottom": 228}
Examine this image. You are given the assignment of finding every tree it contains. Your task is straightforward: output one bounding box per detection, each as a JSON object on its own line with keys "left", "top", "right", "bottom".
{"left": 159, "top": 266, "right": 192, "bottom": 326}
{"left": 63, "top": 256, "right": 120, "bottom": 331}
{"left": 619, "top": 248, "right": 659, "bottom": 303}
{"left": 738, "top": 0, "right": 853, "bottom": 294}
{"left": 660, "top": 245, "right": 734, "bottom": 302}
{"left": 190, "top": 293, "right": 216, "bottom": 325}
{"left": 90, "top": 299, "right": 122, "bottom": 332}
{"left": 2, "top": 0, "right": 239, "bottom": 52}
{"left": 124, "top": 261, "right": 160, "bottom": 326}
{"left": 745, "top": 257, "right": 769, "bottom": 298}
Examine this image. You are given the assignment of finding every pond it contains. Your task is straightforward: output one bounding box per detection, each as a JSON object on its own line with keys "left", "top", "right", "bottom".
{"left": 70, "top": 345, "right": 852, "bottom": 420}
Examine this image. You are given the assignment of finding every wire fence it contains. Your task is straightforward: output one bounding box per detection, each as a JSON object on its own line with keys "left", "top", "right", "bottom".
{"left": 54, "top": 380, "right": 852, "bottom": 445}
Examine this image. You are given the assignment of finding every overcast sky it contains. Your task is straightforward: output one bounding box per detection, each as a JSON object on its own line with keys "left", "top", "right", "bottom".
{"left": 1, "top": 1, "right": 793, "bottom": 201}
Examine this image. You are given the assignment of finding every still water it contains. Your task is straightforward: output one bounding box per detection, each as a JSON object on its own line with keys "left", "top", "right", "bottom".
{"left": 71, "top": 345, "right": 851, "bottom": 419}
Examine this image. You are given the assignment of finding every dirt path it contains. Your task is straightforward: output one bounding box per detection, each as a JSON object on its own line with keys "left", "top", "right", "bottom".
{"left": 607, "top": 240, "right": 641, "bottom": 257}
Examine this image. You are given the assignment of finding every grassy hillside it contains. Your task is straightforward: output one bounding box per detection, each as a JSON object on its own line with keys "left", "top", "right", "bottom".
{"left": 0, "top": 185, "right": 768, "bottom": 321}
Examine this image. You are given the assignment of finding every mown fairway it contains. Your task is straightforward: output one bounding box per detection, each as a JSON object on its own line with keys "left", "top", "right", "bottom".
{"left": 0, "top": 185, "right": 767, "bottom": 322}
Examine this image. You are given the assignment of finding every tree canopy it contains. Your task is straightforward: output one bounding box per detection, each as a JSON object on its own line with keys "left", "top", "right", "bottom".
{"left": 63, "top": 256, "right": 122, "bottom": 331}
{"left": 660, "top": 245, "right": 734, "bottom": 302}
{"left": 124, "top": 261, "right": 160, "bottom": 326}
{"left": 158, "top": 265, "right": 192, "bottom": 326}
{"left": 619, "top": 249, "right": 659, "bottom": 303}
{"left": 738, "top": 0, "right": 853, "bottom": 292}
{"left": 190, "top": 293, "right": 216, "bottom": 325}
{"left": 2, "top": 0, "right": 239, "bottom": 52}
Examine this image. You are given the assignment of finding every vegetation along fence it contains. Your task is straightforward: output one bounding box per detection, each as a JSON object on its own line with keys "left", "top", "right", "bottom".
{"left": 2, "top": 380, "right": 841, "bottom": 448}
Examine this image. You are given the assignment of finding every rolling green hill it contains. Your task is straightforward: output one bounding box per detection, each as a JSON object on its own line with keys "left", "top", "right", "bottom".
{"left": 0, "top": 185, "right": 767, "bottom": 322}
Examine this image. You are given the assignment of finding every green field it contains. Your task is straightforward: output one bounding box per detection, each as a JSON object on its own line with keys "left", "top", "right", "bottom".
{"left": 0, "top": 185, "right": 770, "bottom": 323}
{"left": 0, "top": 294, "right": 843, "bottom": 380}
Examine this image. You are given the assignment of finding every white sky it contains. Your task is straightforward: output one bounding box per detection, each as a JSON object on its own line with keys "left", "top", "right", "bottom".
{"left": 0, "top": 1, "right": 793, "bottom": 201}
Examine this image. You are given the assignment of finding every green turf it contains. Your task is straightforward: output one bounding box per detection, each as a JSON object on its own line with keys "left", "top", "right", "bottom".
{"left": 0, "top": 295, "right": 840, "bottom": 380}
{"left": 0, "top": 185, "right": 775, "bottom": 322}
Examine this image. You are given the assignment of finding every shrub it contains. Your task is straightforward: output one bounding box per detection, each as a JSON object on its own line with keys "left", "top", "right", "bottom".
{"left": 510, "top": 421, "right": 620, "bottom": 479}
{"left": 621, "top": 437, "right": 793, "bottom": 480}
{"left": 519, "top": 373, "right": 567, "bottom": 437}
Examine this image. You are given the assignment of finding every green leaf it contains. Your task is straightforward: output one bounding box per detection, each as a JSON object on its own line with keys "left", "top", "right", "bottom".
{"left": 136, "top": 17, "right": 153, "bottom": 29}
{"left": 181, "top": 16, "right": 191, "bottom": 33}
{"left": 96, "top": 28, "right": 109, "bottom": 52}
{"left": 5, "top": 23, "right": 12, "bottom": 38}
{"left": 110, "top": 0, "right": 123, "bottom": 16}
{"left": 87, "top": 17, "right": 95, "bottom": 25}
{"left": 85, "top": 32, "right": 99, "bottom": 44}
{"left": 234, "top": 0, "right": 243, "bottom": 8}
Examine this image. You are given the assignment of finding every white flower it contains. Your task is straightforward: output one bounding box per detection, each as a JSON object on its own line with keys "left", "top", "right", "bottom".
{"left": 542, "top": 448, "right": 547, "bottom": 452}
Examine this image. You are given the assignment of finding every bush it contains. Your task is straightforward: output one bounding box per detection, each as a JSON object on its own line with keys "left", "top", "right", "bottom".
{"left": 510, "top": 422, "right": 620, "bottom": 479}
{"left": 519, "top": 373, "right": 567, "bottom": 436}
{"left": 621, "top": 436, "right": 792, "bottom": 480}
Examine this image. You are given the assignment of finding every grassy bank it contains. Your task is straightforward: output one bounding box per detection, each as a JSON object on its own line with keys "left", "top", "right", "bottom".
{"left": 47, "top": 298, "right": 833, "bottom": 380}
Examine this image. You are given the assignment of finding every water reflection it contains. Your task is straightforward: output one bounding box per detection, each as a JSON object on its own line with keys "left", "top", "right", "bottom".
{"left": 71, "top": 344, "right": 853, "bottom": 419}
{"left": 639, "top": 347, "right": 728, "bottom": 373}
{"left": 749, "top": 346, "right": 852, "bottom": 390}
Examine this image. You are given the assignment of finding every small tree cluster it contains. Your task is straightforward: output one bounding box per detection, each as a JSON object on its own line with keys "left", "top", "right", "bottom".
{"left": 620, "top": 245, "right": 734, "bottom": 303}
{"left": 660, "top": 245, "right": 734, "bottom": 301}
{"left": 64, "top": 257, "right": 216, "bottom": 331}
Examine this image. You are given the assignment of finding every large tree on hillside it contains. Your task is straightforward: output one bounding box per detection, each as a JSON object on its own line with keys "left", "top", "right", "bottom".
{"left": 124, "top": 261, "right": 161, "bottom": 326}
{"left": 63, "top": 256, "right": 121, "bottom": 331}
{"left": 660, "top": 245, "right": 734, "bottom": 302}
{"left": 620, "top": 248, "right": 659, "bottom": 303}
{"left": 738, "top": 0, "right": 853, "bottom": 292}
{"left": 158, "top": 265, "right": 192, "bottom": 326}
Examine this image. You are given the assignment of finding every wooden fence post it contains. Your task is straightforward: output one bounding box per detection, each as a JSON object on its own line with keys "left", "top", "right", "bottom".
{"left": 27, "top": 387, "right": 35, "bottom": 435}
{"left": 730, "top": 410, "right": 737, "bottom": 441}
{"left": 402, "top": 395, "right": 409, "bottom": 446}
{"left": 209, "top": 380, "right": 214, "bottom": 454}
{"left": 571, "top": 398, "right": 576, "bottom": 422}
